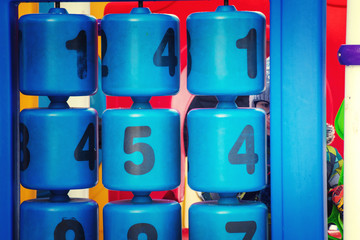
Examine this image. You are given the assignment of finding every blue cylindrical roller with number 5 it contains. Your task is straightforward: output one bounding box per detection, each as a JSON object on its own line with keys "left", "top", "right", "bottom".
{"left": 102, "top": 109, "right": 180, "bottom": 191}
{"left": 20, "top": 198, "right": 98, "bottom": 240}
{"left": 187, "top": 108, "right": 266, "bottom": 192}
{"left": 20, "top": 108, "right": 98, "bottom": 190}
{"left": 101, "top": 7, "right": 180, "bottom": 96}
{"left": 190, "top": 201, "right": 267, "bottom": 240}
{"left": 187, "top": 5, "right": 265, "bottom": 95}
{"left": 104, "top": 199, "right": 181, "bottom": 240}
{"left": 19, "top": 8, "right": 98, "bottom": 96}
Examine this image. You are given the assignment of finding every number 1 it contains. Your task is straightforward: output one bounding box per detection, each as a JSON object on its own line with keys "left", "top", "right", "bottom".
{"left": 236, "top": 28, "right": 257, "bottom": 79}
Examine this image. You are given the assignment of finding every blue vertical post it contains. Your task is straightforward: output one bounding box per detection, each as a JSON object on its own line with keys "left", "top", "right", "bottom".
{"left": 270, "top": 0, "right": 327, "bottom": 239}
{"left": 0, "top": 1, "right": 19, "bottom": 239}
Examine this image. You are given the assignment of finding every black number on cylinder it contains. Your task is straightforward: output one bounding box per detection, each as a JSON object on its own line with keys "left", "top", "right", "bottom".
{"left": 124, "top": 126, "right": 155, "bottom": 175}
{"left": 66, "top": 30, "right": 87, "bottom": 79}
{"left": 20, "top": 123, "right": 30, "bottom": 171}
{"left": 54, "top": 218, "right": 85, "bottom": 240}
{"left": 127, "top": 223, "right": 158, "bottom": 240}
{"left": 225, "top": 221, "right": 257, "bottom": 240}
{"left": 228, "top": 125, "right": 258, "bottom": 174}
{"left": 236, "top": 28, "right": 257, "bottom": 79}
{"left": 153, "top": 28, "right": 178, "bottom": 77}
{"left": 74, "top": 123, "right": 96, "bottom": 170}
{"left": 101, "top": 29, "right": 109, "bottom": 77}
{"left": 187, "top": 30, "right": 192, "bottom": 76}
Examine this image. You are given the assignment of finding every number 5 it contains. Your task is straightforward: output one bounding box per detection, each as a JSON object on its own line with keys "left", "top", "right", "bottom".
{"left": 124, "top": 126, "right": 155, "bottom": 175}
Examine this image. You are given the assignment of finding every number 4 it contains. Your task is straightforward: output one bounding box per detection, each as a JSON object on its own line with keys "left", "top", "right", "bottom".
{"left": 74, "top": 123, "right": 96, "bottom": 170}
{"left": 153, "top": 28, "right": 178, "bottom": 77}
{"left": 228, "top": 125, "right": 258, "bottom": 174}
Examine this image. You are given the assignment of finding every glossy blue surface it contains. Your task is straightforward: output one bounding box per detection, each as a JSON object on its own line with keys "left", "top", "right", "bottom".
{"left": 20, "top": 198, "right": 98, "bottom": 240}
{"left": 189, "top": 201, "right": 267, "bottom": 240}
{"left": 102, "top": 109, "right": 180, "bottom": 191}
{"left": 188, "top": 108, "right": 266, "bottom": 192}
{"left": 19, "top": 8, "right": 97, "bottom": 96}
{"left": 270, "top": 0, "right": 327, "bottom": 239}
{"left": 0, "top": 2, "right": 19, "bottom": 239}
{"left": 103, "top": 199, "right": 181, "bottom": 240}
{"left": 101, "top": 8, "right": 180, "bottom": 96}
{"left": 187, "top": 5, "right": 265, "bottom": 95}
{"left": 20, "top": 108, "right": 98, "bottom": 190}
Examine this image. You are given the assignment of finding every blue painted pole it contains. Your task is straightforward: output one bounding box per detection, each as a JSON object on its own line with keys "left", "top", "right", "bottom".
{"left": 0, "top": 1, "right": 19, "bottom": 239}
{"left": 270, "top": 0, "right": 327, "bottom": 239}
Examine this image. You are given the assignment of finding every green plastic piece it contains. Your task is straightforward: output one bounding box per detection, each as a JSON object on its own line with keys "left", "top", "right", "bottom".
{"left": 328, "top": 101, "right": 344, "bottom": 239}
{"left": 328, "top": 156, "right": 344, "bottom": 240}
{"left": 334, "top": 100, "right": 344, "bottom": 140}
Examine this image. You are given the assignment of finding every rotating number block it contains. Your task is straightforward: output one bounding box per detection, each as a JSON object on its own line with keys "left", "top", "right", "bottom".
{"left": 102, "top": 109, "right": 180, "bottom": 191}
{"left": 20, "top": 108, "right": 98, "bottom": 189}
{"left": 189, "top": 201, "right": 267, "bottom": 240}
{"left": 104, "top": 200, "right": 181, "bottom": 240}
{"left": 19, "top": 8, "right": 98, "bottom": 96}
{"left": 20, "top": 198, "right": 98, "bottom": 240}
{"left": 187, "top": 5, "right": 265, "bottom": 95}
{"left": 188, "top": 108, "right": 266, "bottom": 192}
{"left": 101, "top": 7, "right": 180, "bottom": 96}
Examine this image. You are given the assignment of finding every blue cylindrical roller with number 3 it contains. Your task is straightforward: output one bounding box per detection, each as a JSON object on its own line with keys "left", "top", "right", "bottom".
{"left": 104, "top": 199, "right": 181, "bottom": 240}
{"left": 20, "top": 198, "right": 98, "bottom": 240}
{"left": 187, "top": 108, "right": 266, "bottom": 192}
{"left": 190, "top": 201, "right": 267, "bottom": 240}
{"left": 187, "top": 5, "right": 265, "bottom": 95}
{"left": 20, "top": 108, "right": 98, "bottom": 190}
{"left": 102, "top": 109, "right": 180, "bottom": 191}
{"left": 19, "top": 8, "right": 98, "bottom": 96}
{"left": 101, "top": 7, "right": 180, "bottom": 96}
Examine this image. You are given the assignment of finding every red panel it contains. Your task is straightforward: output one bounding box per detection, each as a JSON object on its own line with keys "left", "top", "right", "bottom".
{"left": 326, "top": 2, "right": 347, "bottom": 155}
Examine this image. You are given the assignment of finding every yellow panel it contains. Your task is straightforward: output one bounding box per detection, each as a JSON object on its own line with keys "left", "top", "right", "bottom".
{"left": 90, "top": 2, "right": 108, "bottom": 57}
{"left": 90, "top": 4, "right": 108, "bottom": 239}
{"left": 182, "top": 157, "right": 201, "bottom": 228}
{"left": 18, "top": 3, "right": 39, "bottom": 203}
{"left": 20, "top": 93, "right": 38, "bottom": 111}
{"left": 89, "top": 164, "right": 108, "bottom": 240}
{"left": 19, "top": 3, "right": 39, "bottom": 16}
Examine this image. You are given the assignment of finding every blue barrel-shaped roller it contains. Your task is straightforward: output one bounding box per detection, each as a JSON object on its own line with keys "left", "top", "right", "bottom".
{"left": 19, "top": 8, "right": 97, "bottom": 96}
{"left": 101, "top": 7, "right": 180, "bottom": 96}
{"left": 104, "top": 200, "right": 181, "bottom": 240}
{"left": 189, "top": 201, "right": 267, "bottom": 240}
{"left": 20, "top": 198, "right": 98, "bottom": 240}
{"left": 102, "top": 109, "right": 180, "bottom": 191}
{"left": 187, "top": 5, "right": 265, "bottom": 95}
{"left": 188, "top": 108, "right": 266, "bottom": 192}
{"left": 20, "top": 108, "right": 98, "bottom": 189}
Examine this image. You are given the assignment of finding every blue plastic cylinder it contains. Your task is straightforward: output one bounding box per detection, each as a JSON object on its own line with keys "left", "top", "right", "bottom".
{"left": 189, "top": 201, "right": 267, "bottom": 240}
{"left": 20, "top": 108, "right": 98, "bottom": 190}
{"left": 101, "top": 7, "right": 180, "bottom": 96}
{"left": 187, "top": 5, "right": 265, "bottom": 95}
{"left": 103, "top": 200, "right": 181, "bottom": 240}
{"left": 20, "top": 198, "right": 98, "bottom": 240}
{"left": 188, "top": 108, "right": 266, "bottom": 192}
{"left": 102, "top": 109, "right": 180, "bottom": 191}
{"left": 19, "top": 8, "right": 98, "bottom": 96}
